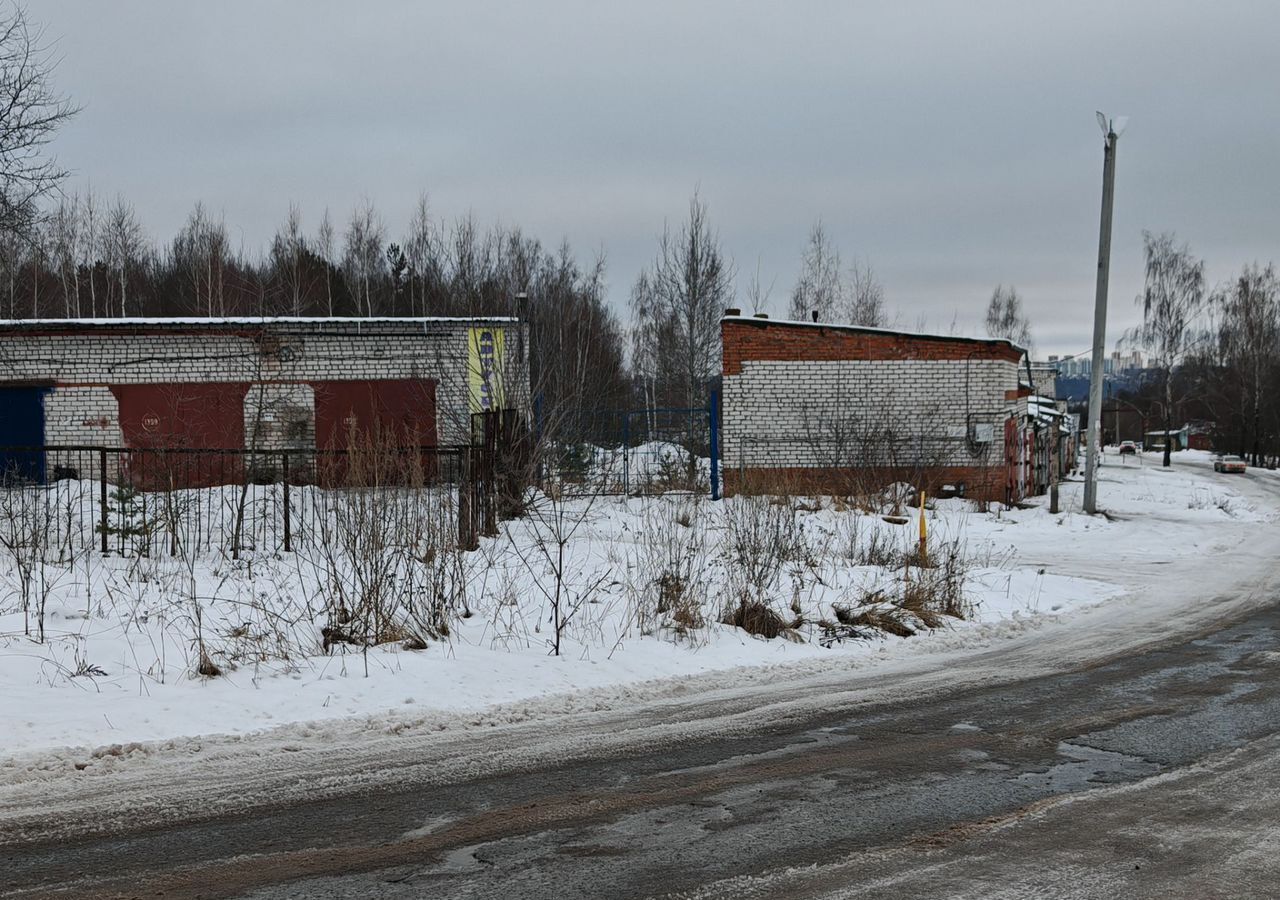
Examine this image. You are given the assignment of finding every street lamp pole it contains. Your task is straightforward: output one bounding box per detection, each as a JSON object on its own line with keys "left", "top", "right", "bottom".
{"left": 1083, "top": 113, "right": 1125, "bottom": 514}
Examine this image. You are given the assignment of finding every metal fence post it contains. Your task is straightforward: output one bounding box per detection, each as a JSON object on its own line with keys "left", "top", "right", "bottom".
{"left": 458, "top": 449, "right": 475, "bottom": 550}
{"left": 282, "top": 451, "right": 291, "bottom": 552}
{"left": 622, "top": 410, "right": 631, "bottom": 495}
{"left": 98, "top": 448, "right": 109, "bottom": 555}
{"left": 709, "top": 390, "right": 721, "bottom": 501}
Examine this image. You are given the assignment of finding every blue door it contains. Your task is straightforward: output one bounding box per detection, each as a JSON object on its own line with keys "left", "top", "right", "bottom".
{"left": 0, "top": 386, "right": 48, "bottom": 483}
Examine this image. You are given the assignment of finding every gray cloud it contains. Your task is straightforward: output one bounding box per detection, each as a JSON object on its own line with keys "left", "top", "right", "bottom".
{"left": 41, "top": 0, "right": 1280, "bottom": 354}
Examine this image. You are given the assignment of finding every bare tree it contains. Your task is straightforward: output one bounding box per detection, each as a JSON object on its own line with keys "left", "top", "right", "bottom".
{"left": 404, "top": 192, "right": 438, "bottom": 317}
{"left": 0, "top": 3, "right": 78, "bottom": 235}
{"left": 172, "top": 202, "right": 231, "bottom": 316}
{"left": 79, "top": 189, "right": 99, "bottom": 316}
{"left": 268, "top": 203, "right": 308, "bottom": 316}
{"left": 0, "top": 223, "right": 19, "bottom": 316}
{"left": 847, "top": 257, "right": 886, "bottom": 327}
{"left": 48, "top": 191, "right": 78, "bottom": 316}
{"left": 101, "top": 195, "right": 145, "bottom": 317}
{"left": 316, "top": 208, "right": 335, "bottom": 316}
{"left": 1215, "top": 263, "right": 1279, "bottom": 465}
{"left": 629, "top": 269, "right": 665, "bottom": 423}
{"left": 789, "top": 220, "right": 842, "bottom": 322}
{"left": 984, "top": 285, "right": 1033, "bottom": 349}
{"left": 744, "top": 255, "right": 774, "bottom": 315}
{"left": 342, "top": 200, "right": 385, "bottom": 317}
{"left": 632, "top": 193, "right": 732, "bottom": 411}
{"left": 1129, "top": 231, "right": 1206, "bottom": 468}
{"left": 25, "top": 211, "right": 43, "bottom": 316}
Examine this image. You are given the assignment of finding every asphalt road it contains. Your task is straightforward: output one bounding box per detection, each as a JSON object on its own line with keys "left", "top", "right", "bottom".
{"left": 6, "top": 575, "right": 1280, "bottom": 899}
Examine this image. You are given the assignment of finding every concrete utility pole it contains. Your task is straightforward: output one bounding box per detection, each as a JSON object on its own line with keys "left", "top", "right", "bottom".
{"left": 1083, "top": 112, "right": 1125, "bottom": 514}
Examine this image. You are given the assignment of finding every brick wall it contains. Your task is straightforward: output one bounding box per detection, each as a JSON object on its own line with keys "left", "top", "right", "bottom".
{"left": 0, "top": 318, "right": 529, "bottom": 477}
{"left": 721, "top": 317, "right": 1025, "bottom": 500}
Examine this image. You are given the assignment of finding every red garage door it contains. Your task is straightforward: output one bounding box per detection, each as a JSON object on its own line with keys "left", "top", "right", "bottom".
{"left": 112, "top": 383, "right": 249, "bottom": 489}
{"left": 311, "top": 379, "right": 437, "bottom": 485}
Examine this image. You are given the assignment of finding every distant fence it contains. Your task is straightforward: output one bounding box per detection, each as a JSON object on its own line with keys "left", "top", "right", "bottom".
{"left": 535, "top": 400, "right": 720, "bottom": 497}
{"left": 0, "top": 444, "right": 497, "bottom": 558}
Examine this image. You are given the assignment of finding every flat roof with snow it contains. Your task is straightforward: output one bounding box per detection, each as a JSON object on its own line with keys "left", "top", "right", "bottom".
{"left": 0, "top": 316, "right": 518, "bottom": 329}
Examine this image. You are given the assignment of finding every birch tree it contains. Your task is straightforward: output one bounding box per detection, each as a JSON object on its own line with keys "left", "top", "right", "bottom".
{"left": 342, "top": 201, "right": 385, "bottom": 317}
{"left": 789, "top": 220, "right": 842, "bottom": 322}
{"left": 172, "top": 202, "right": 230, "bottom": 316}
{"left": 631, "top": 193, "right": 732, "bottom": 412}
{"left": 269, "top": 203, "right": 308, "bottom": 316}
{"left": 847, "top": 258, "right": 886, "bottom": 327}
{"left": 1130, "top": 231, "right": 1206, "bottom": 468}
{"left": 404, "top": 192, "right": 438, "bottom": 316}
{"left": 1216, "top": 263, "right": 1279, "bottom": 465}
{"left": 48, "top": 192, "right": 78, "bottom": 316}
{"left": 316, "top": 208, "right": 335, "bottom": 316}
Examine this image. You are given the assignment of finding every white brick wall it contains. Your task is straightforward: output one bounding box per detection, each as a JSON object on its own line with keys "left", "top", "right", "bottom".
{"left": 722, "top": 357, "right": 1020, "bottom": 472}
{"left": 0, "top": 319, "right": 529, "bottom": 462}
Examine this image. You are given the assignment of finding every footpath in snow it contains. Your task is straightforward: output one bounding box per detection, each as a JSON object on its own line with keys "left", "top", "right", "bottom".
{"left": 0, "top": 449, "right": 1275, "bottom": 764}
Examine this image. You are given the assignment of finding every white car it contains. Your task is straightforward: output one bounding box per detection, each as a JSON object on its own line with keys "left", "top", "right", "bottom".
{"left": 1213, "top": 455, "right": 1247, "bottom": 474}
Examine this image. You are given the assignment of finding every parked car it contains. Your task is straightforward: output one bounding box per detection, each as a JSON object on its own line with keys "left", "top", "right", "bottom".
{"left": 1118, "top": 441, "right": 1137, "bottom": 456}
{"left": 1213, "top": 455, "right": 1247, "bottom": 474}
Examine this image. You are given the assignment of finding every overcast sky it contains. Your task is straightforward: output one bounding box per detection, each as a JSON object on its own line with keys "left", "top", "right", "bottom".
{"left": 39, "top": 0, "right": 1280, "bottom": 356}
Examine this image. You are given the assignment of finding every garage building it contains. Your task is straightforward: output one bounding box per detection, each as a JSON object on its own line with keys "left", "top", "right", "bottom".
{"left": 0, "top": 316, "right": 527, "bottom": 483}
{"left": 720, "top": 312, "right": 1031, "bottom": 502}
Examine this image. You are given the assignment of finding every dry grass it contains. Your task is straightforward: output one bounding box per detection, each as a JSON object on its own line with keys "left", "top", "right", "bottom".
{"left": 833, "top": 602, "right": 917, "bottom": 638}
{"left": 671, "top": 602, "right": 705, "bottom": 633}
{"left": 723, "top": 599, "right": 797, "bottom": 640}
{"left": 196, "top": 649, "right": 223, "bottom": 677}
{"left": 899, "top": 581, "right": 947, "bottom": 629}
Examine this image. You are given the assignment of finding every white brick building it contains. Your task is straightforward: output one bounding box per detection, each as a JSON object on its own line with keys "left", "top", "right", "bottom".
{"left": 0, "top": 317, "right": 528, "bottom": 482}
{"left": 721, "top": 314, "right": 1030, "bottom": 501}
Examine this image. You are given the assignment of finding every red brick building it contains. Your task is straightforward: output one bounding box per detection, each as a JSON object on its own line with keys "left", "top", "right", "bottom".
{"left": 720, "top": 313, "right": 1032, "bottom": 502}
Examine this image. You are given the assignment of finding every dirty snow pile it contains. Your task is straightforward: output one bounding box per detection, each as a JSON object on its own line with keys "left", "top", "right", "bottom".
{"left": 0, "top": 449, "right": 1270, "bottom": 756}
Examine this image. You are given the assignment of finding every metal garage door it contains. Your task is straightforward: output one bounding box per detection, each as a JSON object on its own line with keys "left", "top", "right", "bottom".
{"left": 0, "top": 385, "right": 48, "bottom": 483}
{"left": 311, "top": 379, "right": 437, "bottom": 485}
{"left": 112, "top": 383, "right": 249, "bottom": 488}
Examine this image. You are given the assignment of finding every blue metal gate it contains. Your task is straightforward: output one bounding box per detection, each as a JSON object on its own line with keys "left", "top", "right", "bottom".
{"left": 0, "top": 386, "right": 48, "bottom": 482}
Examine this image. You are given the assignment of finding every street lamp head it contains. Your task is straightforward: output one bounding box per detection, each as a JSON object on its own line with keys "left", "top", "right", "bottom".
{"left": 1095, "top": 111, "right": 1129, "bottom": 139}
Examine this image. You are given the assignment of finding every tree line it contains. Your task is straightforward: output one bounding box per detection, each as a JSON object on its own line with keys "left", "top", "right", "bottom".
{"left": 1121, "top": 231, "right": 1280, "bottom": 467}
{"left": 3, "top": 186, "right": 901, "bottom": 425}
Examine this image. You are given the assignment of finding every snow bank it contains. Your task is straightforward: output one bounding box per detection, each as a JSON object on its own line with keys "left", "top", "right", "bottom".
{"left": 0, "top": 448, "right": 1271, "bottom": 759}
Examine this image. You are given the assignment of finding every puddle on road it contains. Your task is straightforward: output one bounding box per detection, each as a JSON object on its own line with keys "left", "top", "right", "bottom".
{"left": 1017, "top": 741, "right": 1160, "bottom": 791}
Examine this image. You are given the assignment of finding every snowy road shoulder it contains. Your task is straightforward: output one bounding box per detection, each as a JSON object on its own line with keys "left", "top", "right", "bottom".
{"left": 0, "top": 450, "right": 1276, "bottom": 781}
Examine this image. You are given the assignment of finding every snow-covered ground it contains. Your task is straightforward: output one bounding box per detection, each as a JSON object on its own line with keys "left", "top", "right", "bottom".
{"left": 0, "top": 449, "right": 1275, "bottom": 764}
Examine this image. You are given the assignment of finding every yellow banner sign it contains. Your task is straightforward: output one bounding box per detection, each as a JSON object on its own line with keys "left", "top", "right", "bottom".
{"left": 468, "top": 326, "right": 505, "bottom": 413}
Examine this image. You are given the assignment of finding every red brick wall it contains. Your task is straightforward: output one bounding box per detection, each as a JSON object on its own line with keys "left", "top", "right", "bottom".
{"left": 722, "top": 318, "right": 1022, "bottom": 377}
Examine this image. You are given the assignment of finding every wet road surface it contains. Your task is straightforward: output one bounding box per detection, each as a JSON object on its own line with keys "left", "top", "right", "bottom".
{"left": 5, "top": 590, "right": 1280, "bottom": 899}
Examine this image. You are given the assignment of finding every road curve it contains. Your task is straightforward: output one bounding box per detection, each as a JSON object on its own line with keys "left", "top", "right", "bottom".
{"left": 6, "top": 579, "right": 1280, "bottom": 898}
{"left": 3, "top": 461, "right": 1278, "bottom": 899}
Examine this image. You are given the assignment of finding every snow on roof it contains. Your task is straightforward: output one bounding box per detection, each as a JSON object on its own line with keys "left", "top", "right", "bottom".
{"left": 0, "top": 315, "right": 518, "bottom": 327}
{"left": 721, "top": 313, "right": 1026, "bottom": 354}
